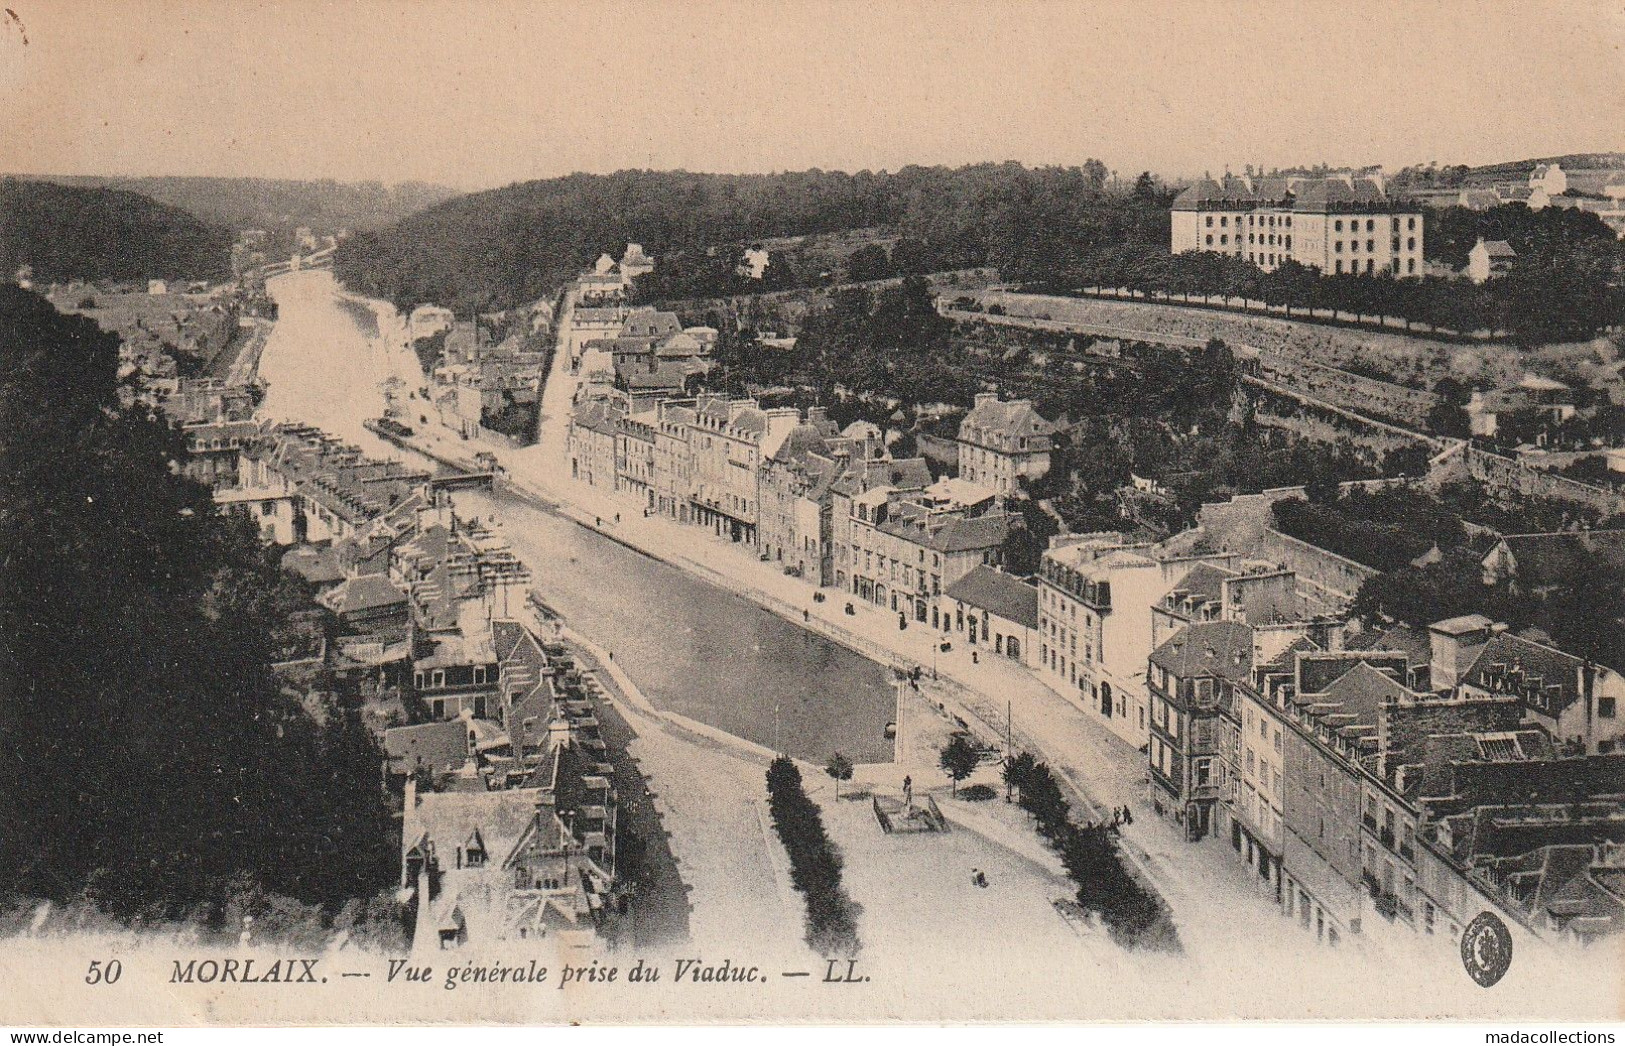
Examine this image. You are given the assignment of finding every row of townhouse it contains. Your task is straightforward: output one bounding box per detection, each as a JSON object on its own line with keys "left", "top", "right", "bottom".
{"left": 1032, "top": 533, "right": 1331, "bottom": 752}
{"left": 1147, "top": 608, "right": 1625, "bottom": 952}
{"left": 567, "top": 385, "right": 1033, "bottom": 626}
{"left": 222, "top": 414, "right": 624, "bottom": 949}
{"left": 215, "top": 420, "right": 431, "bottom": 545}
{"left": 379, "top": 515, "right": 623, "bottom": 948}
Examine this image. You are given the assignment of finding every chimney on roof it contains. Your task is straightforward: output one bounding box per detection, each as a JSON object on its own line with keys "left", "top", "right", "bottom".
{"left": 548, "top": 715, "right": 572, "bottom": 752}
{"left": 974, "top": 392, "right": 1000, "bottom": 409}
{"left": 1429, "top": 617, "right": 1494, "bottom": 694}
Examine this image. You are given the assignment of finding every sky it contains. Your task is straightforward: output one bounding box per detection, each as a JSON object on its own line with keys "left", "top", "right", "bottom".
{"left": 2, "top": 0, "right": 1623, "bottom": 190}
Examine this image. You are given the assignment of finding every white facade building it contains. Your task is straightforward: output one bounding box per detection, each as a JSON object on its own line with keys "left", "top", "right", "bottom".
{"left": 1171, "top": 174, "right": 1425, "bottom": 277}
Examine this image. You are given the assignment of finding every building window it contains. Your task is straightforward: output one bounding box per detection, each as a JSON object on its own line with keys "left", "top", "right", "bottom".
{"left": 1334, "top": 241, "right": 1342, "bottom": 253}
{"left": 1407, "top": 258, "right": 1416, "bottom": 274}
{"left": 1366, "top": 239, "right": 1374, "bottom": 252}
{"left": 1220, "top": 216, "right": 1228, "bottom": 227}
{"left": 1206, "top": 235, "right": 1213, "bottom": 246}
{"left": 1334, "top": 220, "right": 1343, "bottom": 232}
{"left": 1602, "top": 697, "right": 1617, "bottom": 718}
{"left": 1335, "top": 261, "right": 1343, "bottom": 274}
{"left": 1205, "top": 216, "right": 1214, "bottom": 227}
{"left": 1220, "top": 235, "right": 1227, "bottom": 245}
{"left": 1407, "top": 237, "right": 1416, "bottom": 251}
{"left": 1366, "top": 219, "right": 1375, "bottom": 232}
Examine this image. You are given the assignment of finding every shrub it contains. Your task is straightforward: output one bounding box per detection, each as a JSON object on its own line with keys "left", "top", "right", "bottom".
{"left": 959, "top": 784, "right": 997, "bottom": 802}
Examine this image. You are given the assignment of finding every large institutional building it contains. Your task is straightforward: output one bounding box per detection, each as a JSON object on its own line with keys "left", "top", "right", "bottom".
{"left": 1171, "top": 173, "right": 1425, "bottom": 277}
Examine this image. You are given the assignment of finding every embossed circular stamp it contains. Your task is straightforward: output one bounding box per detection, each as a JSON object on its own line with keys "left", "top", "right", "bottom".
{"left": 1461, "top": 910, "right": 1514, "bottom": 987}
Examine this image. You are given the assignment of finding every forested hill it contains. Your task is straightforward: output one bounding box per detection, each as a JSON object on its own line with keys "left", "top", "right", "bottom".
{"left": 19, "top": 175, "right": 460, "bottom": 245}
{"left": 1, "top": 179, "right": 233, "bottom": 283}
{"left": 333, "top": 164, "right": 1175, "bottom": 314}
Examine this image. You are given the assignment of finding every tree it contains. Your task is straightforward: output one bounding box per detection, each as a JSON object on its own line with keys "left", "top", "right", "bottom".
{"left": 1002, "top": 750, "right": 1037, "bottom": 802}
{"left": 0, "top": 286, "right": 396, "bottom": 915}
{"left": 844, "top": 244, "right": 893, "bottom": 282}
{"left": 939, "top": 734, "right": 981, "bottom": 797}
{"left": 824, "top": 752, "right": 854, "bottom": 800}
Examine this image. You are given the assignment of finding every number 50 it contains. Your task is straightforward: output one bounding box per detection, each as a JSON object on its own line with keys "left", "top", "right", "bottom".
{"left": 85, "top": 959, "right": 122, "bottom": 985}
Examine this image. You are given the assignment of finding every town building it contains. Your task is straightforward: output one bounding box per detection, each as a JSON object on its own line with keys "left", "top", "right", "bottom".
{"left": 566, "top": 397, "right": 623, "bottom": 490}
{"left": 844, "top": 477, "right": 1018, "bottom": 622}
{"left": 614, "top": 410, "right": 659, "bottom": 510}
{"left": 218, "top": 421, "right": 430, "bottom": 545}
{"left": 1467, "top": 238, "right": 1517, "bottom": 283}
{"left": 940, "top": 564, "right": 1039, "bottom": 665}
{"left": 1147, "top": 619, "right": 1254, "bottom": 840}
{"left": 401, "top": 719, "right": 618, "bottom": 948}
{"left": 618, "top": 243, "right": 655, "bottom": 284}
{"left": 1466, "top": 374, "right": 1577, "bottom": 439}
{"left": 1170, "top": 173, "right": 1425, "bottom": 276}
{"left": 831, "top": 455, "right": 933, "bottom": 595}
{"left": 1455, "top": 630, "right": 1625, "bottom": 756}
{"left": 653, "top": 400, "right": 697, "bottom": 523}
{"left": 756, "top": 408, "right": 842, "bottom": 582}
{"left": 1530, "top": 162, "right": 1569, "bottom": 196}
{"left": 956, "top": 392, "right": 1058, "bottom": 497}
{"left": 686, "top": 395, "right": 798, "bottom": 544}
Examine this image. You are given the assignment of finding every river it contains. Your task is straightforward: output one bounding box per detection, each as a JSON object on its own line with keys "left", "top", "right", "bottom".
{"left": 256, "top": 270, "right": 897, "bottom": 763}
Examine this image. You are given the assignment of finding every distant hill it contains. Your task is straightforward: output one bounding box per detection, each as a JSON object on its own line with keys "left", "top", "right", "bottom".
{"left": 1463, "top": 153, "right": 1625, "bottom": 182}
{"left": 333, "top": 164, "right": 1173, "bottom": 314}
{"left": 0, "top": 179, "right": 233, "bottom": 283}
{"left": 14, "top": 175, "right": 460, "bottom": 247}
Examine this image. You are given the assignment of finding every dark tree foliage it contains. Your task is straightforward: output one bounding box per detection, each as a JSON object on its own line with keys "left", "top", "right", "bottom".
{"left": 26, "top": 175, "right": 459, "bottom": 249}
{"left": 332, "top": 163, "right": 1162, "bottom": 314}
{"left": 938, "top": 735, "right": 980, "bottom": 796}
{"left": 0, "top": 287, "right": 395, "bottom": 915}
{"left": 764, "top": 757, "right": 860, "bottom": 957}
{"left": 1034, "top": 235, "right": 1625, "bottom": 346}
{"left": 1352, "top": 548, "right": 1625, "bottom": 672}
{"left": 1001, "top": 499, "right": 1056, "bottom": 577}
{"left": 0, "top": 179, "right": 233, "bottom": 283}
{"left": 1271, "top": 487, "right": 1467, "bottom": 573}
{"left": 1003, "top": 754, "right": 1176, "bottom": 950}
{"left": 1424, "top": 204, "right": 1620, "bottom": 269}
